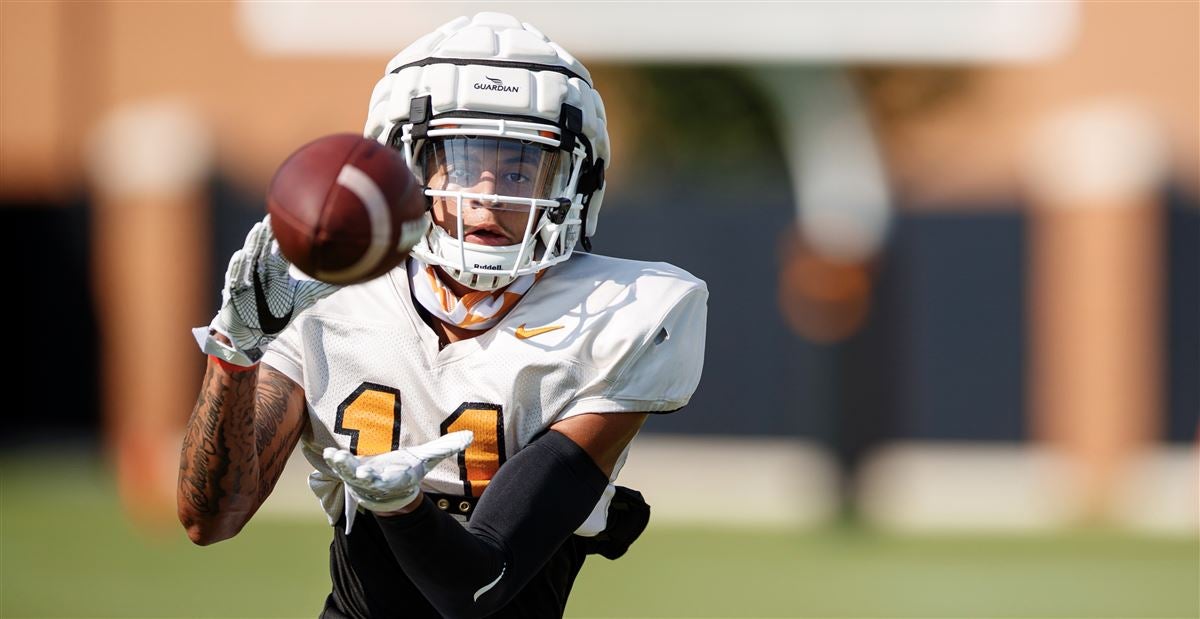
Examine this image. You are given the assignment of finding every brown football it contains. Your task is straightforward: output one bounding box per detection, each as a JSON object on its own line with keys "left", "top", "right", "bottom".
{"left": 267, "top": 133, "right": 427, "bottom": 285}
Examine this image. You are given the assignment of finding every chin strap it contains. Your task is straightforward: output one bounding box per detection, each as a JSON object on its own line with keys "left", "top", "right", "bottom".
{"left": 579, "top": 218, "right": 593, "bottom": 253}
{"left": 575, "top": 158, "right": 604, "bottom": 253}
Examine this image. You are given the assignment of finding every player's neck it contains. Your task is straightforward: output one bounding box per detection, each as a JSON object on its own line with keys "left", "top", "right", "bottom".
{"left": 435, "top": 266, "right": 500, "bottom": 300}
{"left": 424, "top": 265, "right": 516, "bottom": 347}
{"left": 428, "top": 311, "right": 479, "bottom": 347}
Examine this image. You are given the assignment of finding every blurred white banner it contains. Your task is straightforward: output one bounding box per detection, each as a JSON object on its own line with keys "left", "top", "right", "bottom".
{"left": 238, "top": 1, "right": 1076, "bottom": 62}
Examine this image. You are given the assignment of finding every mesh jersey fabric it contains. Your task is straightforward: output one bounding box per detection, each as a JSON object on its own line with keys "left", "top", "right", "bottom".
{"left": 261, "top": 252, "right": 707, "bottom": 531}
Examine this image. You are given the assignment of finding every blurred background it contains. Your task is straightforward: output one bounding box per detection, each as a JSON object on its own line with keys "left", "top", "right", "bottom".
{"left": 1, "top": 1, "right": 1196, "bottom": 617}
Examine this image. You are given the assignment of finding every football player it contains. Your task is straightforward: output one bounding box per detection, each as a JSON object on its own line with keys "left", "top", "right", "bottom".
{"left": 178, "top": 12, "right": 707, "bottom": 618}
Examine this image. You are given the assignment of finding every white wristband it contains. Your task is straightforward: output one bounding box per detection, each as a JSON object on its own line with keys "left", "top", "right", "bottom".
{"left": 191, "top": 326, "right": 262, "bottom": 367}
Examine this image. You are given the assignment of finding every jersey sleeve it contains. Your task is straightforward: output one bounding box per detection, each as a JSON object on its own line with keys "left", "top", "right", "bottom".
{"left": 558, "top": 282, "right": 708, "bottom": 418}
{"left": 260, "top": 318, "right": 305, "bottom": 385}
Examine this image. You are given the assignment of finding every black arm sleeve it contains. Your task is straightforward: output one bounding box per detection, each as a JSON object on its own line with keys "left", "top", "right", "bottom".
{"left": 374, "top": 429, "right": 609, "bottom": 619}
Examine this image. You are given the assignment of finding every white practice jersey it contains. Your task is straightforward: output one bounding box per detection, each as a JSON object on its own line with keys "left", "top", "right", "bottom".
{"left": 262, "top": 253, "right": 707, "bottom": 534}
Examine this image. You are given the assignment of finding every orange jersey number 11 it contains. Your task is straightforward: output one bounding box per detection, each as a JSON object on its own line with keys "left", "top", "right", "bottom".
{"left": 334, "top": 384, "right": 505, "bottom": 497}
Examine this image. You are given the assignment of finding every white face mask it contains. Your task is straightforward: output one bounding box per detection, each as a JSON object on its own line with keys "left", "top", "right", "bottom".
{"left": 399, "top": 120, "right": 589, "bottom": 292}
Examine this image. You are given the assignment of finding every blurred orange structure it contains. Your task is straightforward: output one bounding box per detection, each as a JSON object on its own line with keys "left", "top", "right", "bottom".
{"left": 852, "top": 3, "right": 1194, "bottom": 523}
{"left": 2, "top": 1, "right": 1195, "bottom": 530}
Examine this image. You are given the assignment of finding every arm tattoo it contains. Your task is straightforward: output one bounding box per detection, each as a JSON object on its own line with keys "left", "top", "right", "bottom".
{"left": 255, "top": 369, "right": 307, "bottom": 502}
{"left": 179, "top": 363, "right": 304, "bottom": 524}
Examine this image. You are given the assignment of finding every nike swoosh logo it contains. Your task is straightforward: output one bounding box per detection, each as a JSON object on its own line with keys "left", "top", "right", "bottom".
{"left": 253, "top": 268, "right": 293, "bottom": 335}
{"left": 514, "top": 324, "right": 563, "bottom": 339}
{"left": 473, "top": 564, "right": 506, "bottom": 602}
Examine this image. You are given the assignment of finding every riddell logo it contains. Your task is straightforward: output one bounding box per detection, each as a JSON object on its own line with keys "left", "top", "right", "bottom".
{"left": 473, "top": 264, "right": 503, "bottom": 271}
{"left": 474, "top": 76, "right": 519, "bottom": 93}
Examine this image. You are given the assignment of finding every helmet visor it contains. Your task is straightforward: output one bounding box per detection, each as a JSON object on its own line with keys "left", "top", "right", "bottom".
{"left": 421, "top": 136, "right": 569, "bottom": 212}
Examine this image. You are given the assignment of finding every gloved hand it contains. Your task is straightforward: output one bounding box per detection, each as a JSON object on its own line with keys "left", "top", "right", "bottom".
{"left": 193, "top": 215, "right": 339, "bottom": 366}
{"left": 324, "top": 431, "right": 474, "bottom": 533}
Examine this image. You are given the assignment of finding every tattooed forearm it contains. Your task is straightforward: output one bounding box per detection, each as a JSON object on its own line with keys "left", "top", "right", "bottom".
{"left": 177, "top": 361, "right": 306, "bottom": 544}
{"left": 254, "top": 369, "right": 307, "bottom": 502}
{"left": 254, "top": 370, "right": 294, "bottom": 456}
{"left": 179, "top": 363, "right": 257, "bottom": 516}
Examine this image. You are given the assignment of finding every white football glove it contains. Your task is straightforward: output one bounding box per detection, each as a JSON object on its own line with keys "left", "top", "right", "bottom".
{"left": 323, "top": 431, "right": 474, "bottom": 533}
{"left": 193, "top": 215, "right": 339, "bottom": 366}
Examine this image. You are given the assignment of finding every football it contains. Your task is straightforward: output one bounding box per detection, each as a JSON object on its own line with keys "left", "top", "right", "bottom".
{"left": 267, "top": 133, "right": 427, "bottom": 285}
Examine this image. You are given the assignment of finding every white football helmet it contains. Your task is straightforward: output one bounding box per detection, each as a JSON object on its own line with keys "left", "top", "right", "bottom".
{"left": 364, "top": 12, "right": 610, "bottom": 291}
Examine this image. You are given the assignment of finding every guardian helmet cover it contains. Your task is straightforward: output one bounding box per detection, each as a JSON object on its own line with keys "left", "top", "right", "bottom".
{"left": 364, "top": 12, "right": 610, "bottom": 291}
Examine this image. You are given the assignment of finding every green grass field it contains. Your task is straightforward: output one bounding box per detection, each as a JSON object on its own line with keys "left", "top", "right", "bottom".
{"left": 2, "top": 452, "right": 1196, "bottom": 618}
